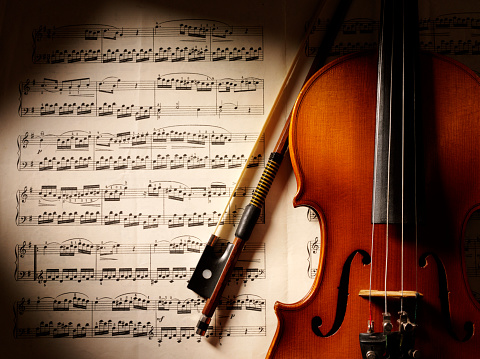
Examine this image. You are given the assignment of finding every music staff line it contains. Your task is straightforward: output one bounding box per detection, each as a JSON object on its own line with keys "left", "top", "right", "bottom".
{"left": 309, "top": 15, "right": 480, "bottom": 35}
{"left": 15, "top": 236, "right": 266, "bottom": 284}
{"left": 16, "top": 323, "right": 266, "bottom": 341}
{"left": 17, "top": 128, "right": 264, "bottom": 172}
{"left": 33, "top": 47, "right": 264, "bottom": 64}
{"left": 307, "top": 38, "right": 480, "bottom": 59}
{"left": 20, "top": 103, "right": 263, "bottom": 118}
{"left": 307, "top": 15, "right": 480, "bottom": 58}
{"left": 15, "top": 293, "right": 266, "bottom": 341}
{"left": 17, "top": 179, "right": 266, "bottom": 229}
{"left": 18, "top": 154, "right": 263, "bottom": 172}
{"left": 16, "top": 210, "right": 265, "bottom": 228}
{"left": 32, "top": 21, "right": 263, "bottom": 64}
{"left": 33, "top": 22, "right": 263, "bottom": 40}
{"left": 18, "top": 182, "right": 259, "bottom": 203}
{"left": 15, "top": 266, "right": 266, "bottom": 284}
{"left": 21, "top": 76, "right": 263, "bottom": 95}
{"left": 19, "top": 129, "right": 262, "bottom": 148}
{"left": 19, "top": 75, "right": 264, "bottom": 118}
{"left": 15, "top": 293, "right": 266, "bottom": 313}
{"left": 15, "top": 237, "right": 265, "bottom": 257}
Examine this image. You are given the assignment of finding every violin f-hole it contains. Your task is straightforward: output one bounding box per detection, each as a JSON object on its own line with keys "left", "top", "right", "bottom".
{"left": 419, "top": 252, "right": 474, "bottom": 342}
{"left": 311, "top": 249, "right": 371, "bottom": 337}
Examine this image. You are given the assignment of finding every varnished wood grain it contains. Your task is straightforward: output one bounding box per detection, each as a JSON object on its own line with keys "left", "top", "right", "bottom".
{"left": 266, "top": 51, "right": 480, "bottom": 358}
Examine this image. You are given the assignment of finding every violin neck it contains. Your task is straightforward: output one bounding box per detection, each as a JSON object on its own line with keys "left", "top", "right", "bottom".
{"left": 372, "top": 0, "right": 423, "bottom": 224}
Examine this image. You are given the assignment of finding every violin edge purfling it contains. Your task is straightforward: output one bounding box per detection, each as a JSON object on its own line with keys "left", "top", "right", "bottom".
{"left": 267, "top": 0, "right": 480, "bottom": 357}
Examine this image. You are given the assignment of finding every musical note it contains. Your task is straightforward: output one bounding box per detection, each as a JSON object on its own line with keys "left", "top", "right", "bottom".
{"left": 14, "top": 237, "right": 266, "bottom": 284}
{"left": 17, "top": 127, "right": 265, "bottom": 172}
{"left": 19, "top": 75, "right": 264, "bottom": 118}
{"left": 14, "top": 292, "right": 266, "bottom": 341}
{"left": 307, "top": 14, "right": 480, "bottom": 68}
{"left": 32, "top": 21, "right": 263, "bottom": 64}
{"left": 7, "top": 2, "right": 480, "bottom": 357}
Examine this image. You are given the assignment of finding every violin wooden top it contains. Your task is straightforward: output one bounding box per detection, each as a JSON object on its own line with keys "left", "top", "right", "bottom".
{"left": 266, "top": 50, "right": 480, "bottom": 358}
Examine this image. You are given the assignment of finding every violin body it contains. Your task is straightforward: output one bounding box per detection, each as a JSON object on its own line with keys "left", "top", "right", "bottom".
{"left": 266, "top": 50, "right": 480, "bottom": 358}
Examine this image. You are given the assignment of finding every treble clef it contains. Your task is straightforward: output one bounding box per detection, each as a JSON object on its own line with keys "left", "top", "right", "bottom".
{"left": 17, "top": 132, "right": 29, "bottom": 150}
{"left": 17, "top": 298, "right": 26, "bottom": 315}
{"left": 18, "top": 241, "right": 27, "bottom": 258}
{"left": 307, "top": 237, "right": 320, "bottom": 279}
{"left": 20, "top": 186, "right": 28, "bottom": 203}
{"left": 22, "top": 79, "right": 31, "bottom": 95}
{"left": 37, "top": 270, "right": 44, "bottom": 284}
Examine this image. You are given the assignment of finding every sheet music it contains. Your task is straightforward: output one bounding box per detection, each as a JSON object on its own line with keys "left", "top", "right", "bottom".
{"left": 0, "top": 1, "right": 302, "bottom": 357}
{"left": 1, "top": 0, "right": 480, "bottom": 358}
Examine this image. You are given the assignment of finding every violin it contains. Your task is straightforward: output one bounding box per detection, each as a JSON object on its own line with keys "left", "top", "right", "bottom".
{"left": 267, "top": 0, "right": 480, "bottom": 358}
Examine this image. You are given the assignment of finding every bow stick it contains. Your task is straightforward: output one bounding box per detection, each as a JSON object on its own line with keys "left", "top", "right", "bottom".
{"left": 188, "top": 0, "right": 353, "bottom": 336}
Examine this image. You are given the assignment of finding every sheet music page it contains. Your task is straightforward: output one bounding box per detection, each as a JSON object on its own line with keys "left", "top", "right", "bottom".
{"left": 0, "top": 0, "right": 322, "bottom": 357}
{"left": 1, "top": 0, "right": 480, "bottom": 358}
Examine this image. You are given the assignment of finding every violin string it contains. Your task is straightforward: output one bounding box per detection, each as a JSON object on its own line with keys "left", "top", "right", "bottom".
{"left": 414, "top": 89, "right": 419, "bottom": 321}
{"left": 400, "top": 0, "right": 406, "bottom": 314}
{"left": 370, "top": 0, "right": 388, "bottom": 328}
{"left": 369, "top": 170, "right": 377, "bottom": 328}
{"left": 384, "top": 2, "right": 396, "bottom": 315}
{"left": 385, "top": 93, "right": 392, "bottom": 315}
{"left": 369, "top": 152, "right": 378, "bottom": 326}
{"left": 413, "top": 14, "right": 419, "bottom": 302}
{"left": 414, "top": 121, "right": 419, "bottom": 311}
{"left": 369, "top": 117, "right": 378, "bottom": 323}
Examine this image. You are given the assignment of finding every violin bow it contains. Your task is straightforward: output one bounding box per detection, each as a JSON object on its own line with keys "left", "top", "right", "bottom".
{"left": 187, "top": 0, "right": 353, "bottom": 336}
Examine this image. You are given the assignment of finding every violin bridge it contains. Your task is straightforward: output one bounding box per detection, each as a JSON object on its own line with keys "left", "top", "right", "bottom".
{"left": 358, "top": 290, "right": 423, "bottom": 299}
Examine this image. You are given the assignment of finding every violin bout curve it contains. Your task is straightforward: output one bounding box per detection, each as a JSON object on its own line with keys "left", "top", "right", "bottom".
{"left": 267, "top": 51, "right": 480, "bottom": 358}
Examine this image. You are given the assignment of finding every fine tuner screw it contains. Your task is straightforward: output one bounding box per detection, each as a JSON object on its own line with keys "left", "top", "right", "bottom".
{"left": 383, "top": 321, "right": 393, "bottom": 333}
{"left": 409, "top": 349, "right": 421, "bottom": 358}
{"left": 401, "top": 321, "right": 414, "bottom": 332}
{"left": 382, "top": 313, "right": 393, "bottom": 334}
{"left": 398, "top": 310, "right": 416, "bottom": 333}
